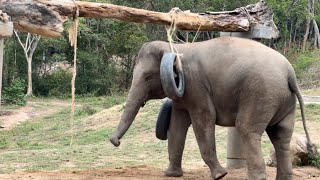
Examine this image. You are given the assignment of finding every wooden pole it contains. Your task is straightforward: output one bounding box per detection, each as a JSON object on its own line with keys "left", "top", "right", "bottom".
{"left": 0, "top": 0, "right": 279, "bottom": 38}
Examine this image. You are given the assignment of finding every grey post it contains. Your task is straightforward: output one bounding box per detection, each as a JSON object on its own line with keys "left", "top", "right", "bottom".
{"left": 220, "top": 24, "right": 275, "bottom": 169}
{"left": 0, "top": 20, "right": 14, "bottom": 107}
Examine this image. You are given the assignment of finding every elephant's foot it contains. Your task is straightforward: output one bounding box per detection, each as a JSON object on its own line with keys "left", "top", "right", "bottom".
{"left": 211, "top": 166, "right": 228, "bottom": 180}
{"left": 247, "top": 171, "right": 267, "bottom": 180}
{"left": 275, "top": 175, "right": 293, "bottom": 180}
{"left": 164, "top": 165, "right": 183, "bottom": 177}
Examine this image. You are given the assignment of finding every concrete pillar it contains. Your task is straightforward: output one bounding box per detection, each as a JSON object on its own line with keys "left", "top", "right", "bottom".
{"left": 226, "top": 127, "right": 247, "bottom": 168}
{"left": 0, "top": 21, "right": 13, "bottom": 107}
{"left": 220, "top": 31, "right": 248, "bottom": 169}
{"left": 220, "top": 25, "right": 273, "bottom": 169}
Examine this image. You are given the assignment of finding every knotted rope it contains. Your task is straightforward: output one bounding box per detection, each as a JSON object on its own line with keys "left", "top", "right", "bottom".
{"left": 166, "top": 11, "right": 183, "bottom": 72}
{"left": 237, "top": 7, "right": 253, "bottom": 38}
{"left": 166, "top": 9, "right": 204, "bottom": 72}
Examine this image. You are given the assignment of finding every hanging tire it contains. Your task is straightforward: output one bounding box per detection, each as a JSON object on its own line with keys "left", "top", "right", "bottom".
{"left": 156, "top": 99, "right": 172, "bottom": 140}
{"left": 160, "top": 52, "right": 185, "bottom": 99}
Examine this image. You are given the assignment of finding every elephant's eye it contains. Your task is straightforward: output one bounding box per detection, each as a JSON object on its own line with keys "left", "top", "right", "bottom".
{"left": 145, "top": 73, "right": 153, "bottom": 82}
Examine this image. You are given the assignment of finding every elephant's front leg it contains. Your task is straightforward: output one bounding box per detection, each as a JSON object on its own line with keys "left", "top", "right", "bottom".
{"left": 190, "top": 108, "right": 227, "bottom": 180}
{"left": 165, "top": 106, "right": 191, "bottom": 177}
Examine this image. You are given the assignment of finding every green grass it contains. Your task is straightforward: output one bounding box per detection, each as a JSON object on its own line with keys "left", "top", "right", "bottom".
{"left": 0, "top": 97, "right": 320, "bottom": 173}
{"left": 0, "top": 95, "right": 129, "bottom": 173}
{"left": 76, "top": 95, "right": 127, "bottom": 111}
{"left": 293, "top": 50, "right": 320, "bottom": 79}
{"left": 302, "top": 89, "right": 320, "bottom": 96}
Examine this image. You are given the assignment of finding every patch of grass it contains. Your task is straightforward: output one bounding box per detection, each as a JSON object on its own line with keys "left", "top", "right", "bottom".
{"left": 73, "top": 129, "right": 111, "bottom": 145}
{"left": 0, "top": 97, "right": 319, "bottom": 173}
{"left": 0, "top": 95, "right": 127, "bottom": 173}
{"left": 309, "top": 151, "right": 320, "bottom": 168}
{"left": 13, "top": 122, "right": 43, "bottom": 135}
{"left": 293, "top": 50, "right": 320, "bottom": 79}
{"left": 302, "top": 89, "right": 320, "bottom": 96}
{"left": 76, "top": 95, "right": 127, "bottom": 110}
{"left": 0, "top": 137, "right": 10, "bottom": 149}
{"left": 76, "top": 105, "right": 98, "bottom": 116}
{"left": 306, "top": 104, "right": 320, "bottom": 110}
{"left": 296, "top": 103, "right": 320, "bottom": 122}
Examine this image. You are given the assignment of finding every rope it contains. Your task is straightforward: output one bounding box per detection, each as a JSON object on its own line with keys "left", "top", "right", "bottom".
{"left": 166, "top": 9, "right": 204, "bottom": 72}
{"left": 238, "top": 7, "right": 253, "bottom": 39}
{"left": 166, "top": 13, "right": 183, "bottom": 72}
{"left": 166, "top": 14, "right": 177, "bottom": 52}
{"left": 192, "top": 17, "right": 202, "bottom": 43}
{"left": 68, "top": 0, "right": 79, "bottom": 147}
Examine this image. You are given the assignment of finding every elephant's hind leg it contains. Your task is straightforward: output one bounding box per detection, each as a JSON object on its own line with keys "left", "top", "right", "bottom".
{"left": 238, "top": 131, "right": 267, "bottom": 180}
{"left": 190, "top": 108, "right": 227, "bottom": 180}
{"left": 266, "top": 109, "right": 295, "bottom": 180}
{"left": 236, "top": 107, "right": 271, "bottom": 180}
{"left": 165, "top": 107, "right": 191, "bottom": 177}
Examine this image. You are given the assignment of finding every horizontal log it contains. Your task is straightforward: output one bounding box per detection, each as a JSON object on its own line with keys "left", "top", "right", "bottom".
{"left": 0, "top": 0, "right": 279, "bottom": 38}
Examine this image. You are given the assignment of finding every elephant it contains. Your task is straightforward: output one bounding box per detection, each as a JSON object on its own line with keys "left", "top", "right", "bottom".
{"left": 110, "top": 36, "right": 314, "bottom": 180}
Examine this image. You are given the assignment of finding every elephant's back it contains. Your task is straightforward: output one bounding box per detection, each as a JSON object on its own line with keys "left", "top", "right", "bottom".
{"left": 182, "top": 37, "right": 295, "bottom": 125}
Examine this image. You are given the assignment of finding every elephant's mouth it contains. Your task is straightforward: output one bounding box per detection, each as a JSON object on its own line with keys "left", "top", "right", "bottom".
{"left": 141, "top": 101, "right": 146, "bottom": 107}
{"left": 173, "top": 66, "right": 179, "bottom": 87}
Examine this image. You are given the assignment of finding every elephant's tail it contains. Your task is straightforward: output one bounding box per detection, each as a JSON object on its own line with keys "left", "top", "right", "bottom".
{"left": 288, "top": 67, "right": 317, "bottom": 157}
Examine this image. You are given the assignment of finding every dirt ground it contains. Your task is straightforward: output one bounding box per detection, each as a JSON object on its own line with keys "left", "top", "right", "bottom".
{"left": 0, "top": 99, "right": 71, "bottom": 130}
{"left": 0, "top": 165, "right": 319, "bottom": 180}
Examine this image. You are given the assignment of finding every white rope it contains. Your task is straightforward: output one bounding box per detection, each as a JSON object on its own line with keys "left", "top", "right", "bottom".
{"left": 166, "top": 10, "right": 203, "bottom": 72}
{"left": 166, "top": 12, "right": 183, "bottom": 72}
{"left": 192, "top": 17, "right": 202, "bottom": 43}
{"left": 69, "top": 0, "right": 79, "bottom": 147}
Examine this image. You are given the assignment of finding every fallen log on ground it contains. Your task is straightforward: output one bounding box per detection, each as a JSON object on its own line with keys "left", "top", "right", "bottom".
{"left": 0, "top": 0, "right": 278, "bottom": 38}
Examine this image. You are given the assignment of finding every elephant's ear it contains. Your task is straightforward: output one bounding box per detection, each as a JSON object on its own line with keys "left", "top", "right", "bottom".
{"left": 160, "top": 53, "right": 185, "bottom": 99}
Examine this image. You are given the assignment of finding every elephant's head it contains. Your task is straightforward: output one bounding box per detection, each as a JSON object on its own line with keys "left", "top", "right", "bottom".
{"left": 110, "top": 41, "right": 185, "bottom": 146}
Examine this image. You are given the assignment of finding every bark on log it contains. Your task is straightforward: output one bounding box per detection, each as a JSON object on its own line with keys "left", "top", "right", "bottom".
{"left": 0, "top": 0, "right": 279, "bottom": 38}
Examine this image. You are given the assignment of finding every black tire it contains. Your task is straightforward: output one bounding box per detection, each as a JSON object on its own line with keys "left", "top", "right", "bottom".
{"left": 160, "top": 53, "right": 185, "bottom": 99}
{"left": 156, "top": 99, "right": 172, "bottom": 140}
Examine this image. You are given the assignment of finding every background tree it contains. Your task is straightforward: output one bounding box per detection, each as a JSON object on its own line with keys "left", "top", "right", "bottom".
{"left": 13, "top": 31, "right": 41, "bottom": 96}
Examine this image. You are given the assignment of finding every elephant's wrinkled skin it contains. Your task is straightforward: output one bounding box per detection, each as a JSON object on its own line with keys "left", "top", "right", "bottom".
{"left": 110, "top": 37, "right": 306, "bottom": 180}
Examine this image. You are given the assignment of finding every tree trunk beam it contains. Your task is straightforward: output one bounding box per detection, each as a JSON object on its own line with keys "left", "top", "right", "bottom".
{"left": 0, "top": 0, "right": 278, "bottom": 38}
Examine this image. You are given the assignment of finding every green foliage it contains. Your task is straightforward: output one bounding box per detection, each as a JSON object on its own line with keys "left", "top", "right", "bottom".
{"left": 3, "top": 79, "right": 26, "bottom": 106}
{"left": 35, "top": 69, "right": 73, "bottom": 97}
{"left": 309, "top": 152, "right": 320, "bottom": 168}
{"left": 293, "top": 51, "right": 320, "bottom": 74}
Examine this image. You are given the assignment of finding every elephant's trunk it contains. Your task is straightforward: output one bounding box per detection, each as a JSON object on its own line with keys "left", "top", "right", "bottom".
{"left": 110, "top": 82, "right": 146, "bottom": 147}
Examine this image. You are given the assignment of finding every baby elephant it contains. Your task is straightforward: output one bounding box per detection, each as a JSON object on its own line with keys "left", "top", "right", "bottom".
{"left": 110, "top": 37, "right": 314, "bottom": 180}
